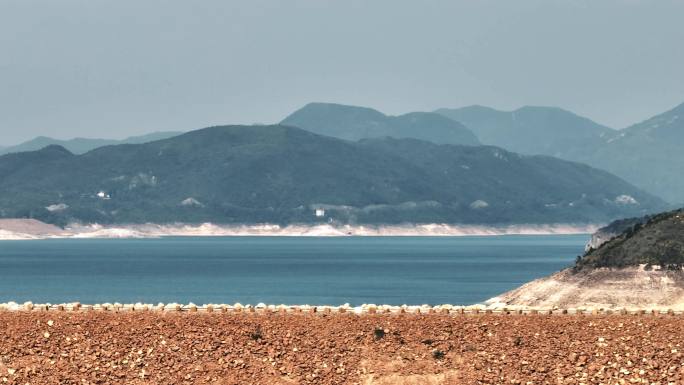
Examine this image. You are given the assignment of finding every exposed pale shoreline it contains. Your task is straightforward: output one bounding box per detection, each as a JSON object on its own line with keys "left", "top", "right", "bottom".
{"left": 0, "top": 301, "right": 681, "bottom": 314}
{"left": 0, "top": 219, "right": 599, "bottom": 240}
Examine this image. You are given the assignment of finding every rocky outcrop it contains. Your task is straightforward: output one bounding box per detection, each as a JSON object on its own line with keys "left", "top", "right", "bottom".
{"left": 497, "top": 208, "right": 684, "bottom": 309}
{"left": 579, "top": 208, "right": 684, "bottom": 269}
{"left": 584, "top": 214, "right": 651, "bottom": 251}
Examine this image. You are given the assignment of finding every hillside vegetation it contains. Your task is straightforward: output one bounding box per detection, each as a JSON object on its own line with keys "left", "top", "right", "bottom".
{"left": 436, "top": 103, "right": 684, "bottom": 204}
{"left": 0, "top": 125, "right": 662, "bottom": 226}
{"left": 578, "top": 209, "right": 684, "bottom": 269}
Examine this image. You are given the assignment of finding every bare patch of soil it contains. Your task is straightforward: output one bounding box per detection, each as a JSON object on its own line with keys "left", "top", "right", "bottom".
{"left": 1, "top": 312, "right": 684, "bottom": 384}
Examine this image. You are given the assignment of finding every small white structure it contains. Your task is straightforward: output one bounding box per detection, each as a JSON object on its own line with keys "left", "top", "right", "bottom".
{"left": 181, "top": 197, "right": 203, "bottom": 207}
{"left": 615, "top": 194, "right": 639, "bottom": 205}
{"left": 315, "top": 208, "right": 325, "bottom": 217}
{"left": 45, "top": 203, "right": 69, "bottom": 212}
{"left": 96, "top": 191, "right": 111, "bottom": 200}
{"left": 469, "top": 200, "right": 489, "bottom": 209}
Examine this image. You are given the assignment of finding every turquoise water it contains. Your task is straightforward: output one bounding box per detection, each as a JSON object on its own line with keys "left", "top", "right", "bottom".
{"left": 0, "top": 235, "right": 586, "bottom": 305}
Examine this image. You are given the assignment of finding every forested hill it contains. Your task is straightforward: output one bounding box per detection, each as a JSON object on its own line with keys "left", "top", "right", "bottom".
{"left": 578, "top": 209, "right": 684, "bottom": 269}
{"left": 0, "top": 124, "right": 664, "bottom": 226}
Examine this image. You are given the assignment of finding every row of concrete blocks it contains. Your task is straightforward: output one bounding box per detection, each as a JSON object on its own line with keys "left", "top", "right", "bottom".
{"left": 1, "top": 302, "right": 683, "bottom": 315}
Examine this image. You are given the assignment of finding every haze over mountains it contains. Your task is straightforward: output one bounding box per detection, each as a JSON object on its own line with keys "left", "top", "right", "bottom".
{"left": 436, "top": 103, "right": 684, "bottom": 204}
{"left": 281, "top": 103, "right": 480, "bottom": 146}
{"left": 434, "top": 105, "right": 612, "bottom": 159}
{"left": 1, "top": 99, "right": 681, "bottom": 228}
{"left": 586, "top": 102, "right": 684, "bottom": 205}
{"left": 280, "top": 101, "right": 683, "bottom": 204}
{"left": 0, "top": 125, "right": 661, "bottom": 227}
{"left": 0, "top": 131, "right": 183, "bottom": 155}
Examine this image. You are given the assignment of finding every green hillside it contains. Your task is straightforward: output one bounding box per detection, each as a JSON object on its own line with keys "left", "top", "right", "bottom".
{"left": 0, "top": 125, "right": 663, "bottom": 226}
{"left": 578, "top": 209, "right": 684, "bottom": 269}
{"left": 436, "top": 103, "right": 684, "bottom": 204}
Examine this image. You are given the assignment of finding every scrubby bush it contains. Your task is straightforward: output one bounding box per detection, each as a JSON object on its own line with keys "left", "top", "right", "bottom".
{"left": 373, "top": 327, "right": 385, "bottom": 340}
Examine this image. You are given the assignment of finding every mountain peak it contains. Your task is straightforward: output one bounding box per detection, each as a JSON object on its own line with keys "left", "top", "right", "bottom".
{"left": 435, "top": 105, "right": 505, "bottom": 116}
{"left": 435, "top": 104, "right": 612, "bottom": 156}
{"left": 513, "top": 105, "right": 577, "bottom": 116}
{"left": 282, "top": 103, "right": 480, "bottom": 146}
{"left": 37, "top": 144, "right": 73, "bottom": 155}
{"left": 299, "top": 102, "right": 385, "bottom": 114}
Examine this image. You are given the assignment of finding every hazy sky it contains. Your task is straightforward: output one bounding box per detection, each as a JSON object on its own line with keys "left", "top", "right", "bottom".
{"left": 1, "top": 0, "right": 683, "bottom": 145}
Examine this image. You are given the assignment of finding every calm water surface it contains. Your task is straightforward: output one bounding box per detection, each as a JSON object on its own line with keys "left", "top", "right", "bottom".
{"left": 0, "top": 235, "right": 586, "bottom": 305}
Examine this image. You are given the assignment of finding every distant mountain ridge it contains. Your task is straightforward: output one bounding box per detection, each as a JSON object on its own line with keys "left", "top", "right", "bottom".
{"left": 584, "top": 102, "right": 684, "bottom": 204}
{"left": 435, "top": 103, "right": 684, "bottom": 203}
{"left": 0, "top": 131, "right": 183, "bottom": 155}
{"left": 0, "top": 125, "right": 662, "bottom": 226}
{"left": 435, "top": 105, "right": 613, "bottom": 159}
{"left": 281, "top": 102, "right": 480, "bottom": 146}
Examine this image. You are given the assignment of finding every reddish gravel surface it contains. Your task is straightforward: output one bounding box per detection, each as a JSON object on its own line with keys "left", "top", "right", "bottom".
{"left": 1, "top": 312, "right": 684, "bottom": 384}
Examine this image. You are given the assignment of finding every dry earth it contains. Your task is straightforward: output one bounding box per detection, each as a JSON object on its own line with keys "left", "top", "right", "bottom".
{"left": 0, "top": 219, "right": 64, "bottom": 239}
{"left": 1, "top": 312, "right": 684, "bottom": 384}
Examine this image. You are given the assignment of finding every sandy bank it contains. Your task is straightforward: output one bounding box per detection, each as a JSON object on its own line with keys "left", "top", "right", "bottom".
{"left": 492, "top": 265, "right": 684, "bottom": 310}
{"left": 0, "top": 312, "right": 682, "bottom": 384}
{"left": 0, "top": 219, "right": 599, "bottom": 240}
{"left": 0, "top": 219, "right": 66, "bottom": 239}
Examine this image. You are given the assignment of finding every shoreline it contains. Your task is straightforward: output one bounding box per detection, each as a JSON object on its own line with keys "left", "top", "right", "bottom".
{"left": 0, "top": 219, "right": 599, "bottom": 240}
{"left": 1, "top": 301, "right": 680, "bottom": 314}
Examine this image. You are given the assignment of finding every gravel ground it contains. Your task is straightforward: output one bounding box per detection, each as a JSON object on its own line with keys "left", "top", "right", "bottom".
{"left": 1, "top": 312, "right": 683, "bottom": 384}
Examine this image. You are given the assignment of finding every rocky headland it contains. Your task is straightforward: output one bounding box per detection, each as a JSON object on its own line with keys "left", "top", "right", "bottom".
{"left": 495, "top": 209, "right": 684, "bottom": 309}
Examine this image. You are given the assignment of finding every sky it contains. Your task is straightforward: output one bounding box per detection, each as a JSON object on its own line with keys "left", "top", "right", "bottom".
{"left": 1, "top": 0, "right": 683, "bottom": 145}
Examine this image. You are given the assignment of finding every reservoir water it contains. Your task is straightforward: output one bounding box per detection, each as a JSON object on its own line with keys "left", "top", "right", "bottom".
{"left": 0, "top": 235, "right": 587, "bottom": 305}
